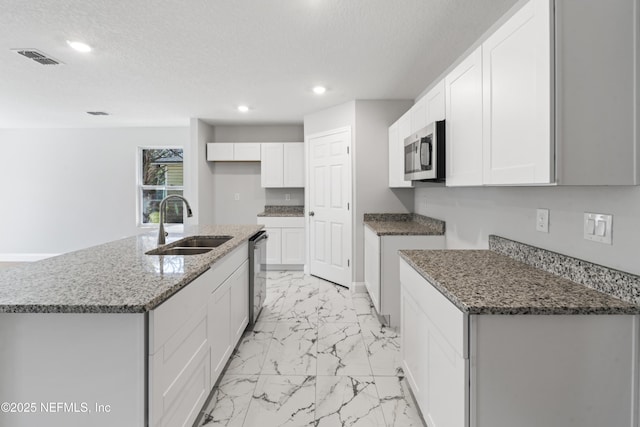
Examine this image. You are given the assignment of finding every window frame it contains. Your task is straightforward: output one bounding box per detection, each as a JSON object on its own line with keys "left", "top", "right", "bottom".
{"left": 137, "top": 146, "right": 185, "bottom": 228}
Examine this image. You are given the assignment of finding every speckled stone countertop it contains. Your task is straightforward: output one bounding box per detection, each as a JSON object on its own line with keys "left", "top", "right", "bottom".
{"left": 257, "top": 205, "right": 304, "bottom": 217}
{"left": 399, "top": 249, "right": 640, "bottom": 315}
{"left": 363, "top": 213, "right": 445, "bottom": 236}
{"left": 0, "top": 224, "right": 263, "bottom": 314}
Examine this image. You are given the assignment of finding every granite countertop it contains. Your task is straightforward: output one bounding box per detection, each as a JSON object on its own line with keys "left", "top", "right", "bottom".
{"left": 363, "top": 213, "right": 445, "bottom": 236}
{"left": 399, "top": 249, "right": 640, "bottom": 315}
{"left": 257, "top": 205, "right": 304, "bottom": 217}
{"left": 0, "top": 224, "right": 263, "bottom": 314}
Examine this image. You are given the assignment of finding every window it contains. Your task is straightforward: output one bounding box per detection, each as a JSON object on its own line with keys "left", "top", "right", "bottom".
{"left": 138, "top": 148, "right": 184, "bottom": 226}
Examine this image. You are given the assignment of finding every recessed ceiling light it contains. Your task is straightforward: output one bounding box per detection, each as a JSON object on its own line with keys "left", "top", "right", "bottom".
{"left": 313, "top": 86, "right": 327, "bottom": 95}
{"left": 238, "top": 105, "right": 249, "bottom": 113}
{"left": 67, "top": 40, "right": 92, "bottom": 53}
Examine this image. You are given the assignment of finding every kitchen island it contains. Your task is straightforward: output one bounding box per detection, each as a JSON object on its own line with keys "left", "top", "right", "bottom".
{"left": 399, "top": 236, "right": 640, "bottom": 427}
{"left": 0, "top": 224, "right": 262, "bottom": 427}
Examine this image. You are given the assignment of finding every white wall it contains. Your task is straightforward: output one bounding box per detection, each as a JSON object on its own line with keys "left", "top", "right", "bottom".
{"left": 353, "top": 100, "right": 414, "bottom": 281}
{"left": 187, "top": 119, "right": 216, "bottom": 225}
{"left": 414, "top": 185, "right": 640, "bottom": 275}
{"left": 0, "top": 127, "right": 189, "bottom": 257}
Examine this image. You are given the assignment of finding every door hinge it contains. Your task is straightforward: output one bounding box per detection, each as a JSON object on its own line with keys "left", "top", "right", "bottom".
{"left": 347, "top": 259, "right": 350, "bottom": 267}
{"left": 347, "top": 146, "right": 350, "bottom": 154}
{"left": 347, "top": 202, "right": 350, "bottom": 210}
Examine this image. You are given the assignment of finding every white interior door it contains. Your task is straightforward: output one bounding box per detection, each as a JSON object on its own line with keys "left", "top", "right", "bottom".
{"left": 307, "top": 127, "right": 352, "bottom": 287}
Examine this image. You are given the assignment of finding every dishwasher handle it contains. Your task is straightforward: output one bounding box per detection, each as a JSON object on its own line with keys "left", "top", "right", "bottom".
{"left": 251, "top": 231, "right": 268, "bottom": 246}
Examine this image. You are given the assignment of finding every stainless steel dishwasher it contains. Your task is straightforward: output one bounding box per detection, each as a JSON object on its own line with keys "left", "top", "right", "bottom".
{"left": 248, "top": 230, "right": 268, "bottom": 327}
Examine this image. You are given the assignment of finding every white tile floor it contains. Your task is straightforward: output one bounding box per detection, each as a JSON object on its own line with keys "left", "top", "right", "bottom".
{"left": 198, "top": 271, "right": 425, "bottom": 427}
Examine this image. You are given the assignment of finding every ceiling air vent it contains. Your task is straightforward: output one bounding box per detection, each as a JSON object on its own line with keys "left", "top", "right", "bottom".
{"left": 12, "top": 49, "right": 62, "bottom": 65}
{"left": 86, "top": 111, "right": 109, "bottom": 116}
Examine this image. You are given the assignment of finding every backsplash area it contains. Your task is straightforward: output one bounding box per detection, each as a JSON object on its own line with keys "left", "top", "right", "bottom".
{"left": 490, "top": 235, "right": 640, "bottom": 305}
{"left": 265, "top": 188, "right": 304, "bottom": 206}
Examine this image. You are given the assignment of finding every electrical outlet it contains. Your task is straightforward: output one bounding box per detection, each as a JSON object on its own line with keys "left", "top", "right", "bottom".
{"left": 536, "top": 209, "right": 549, "bottom": 233}
{"left": 584, "top": 212, "right": 612, "bottom": 244}
{"left": 234, "top": 193, "right": 240, "bottom": 201}
{"left": 285, "top": 193, "right": 291, "bottom": 201}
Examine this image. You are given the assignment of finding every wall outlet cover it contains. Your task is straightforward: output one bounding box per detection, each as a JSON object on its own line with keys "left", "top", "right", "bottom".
{"left": 536, "top": 208, "right": 549, "bottom": 233}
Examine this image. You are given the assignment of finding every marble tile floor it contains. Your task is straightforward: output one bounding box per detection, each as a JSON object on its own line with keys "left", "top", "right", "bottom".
{"left": 198, "top": 271, "right": 425, "bottom": 427}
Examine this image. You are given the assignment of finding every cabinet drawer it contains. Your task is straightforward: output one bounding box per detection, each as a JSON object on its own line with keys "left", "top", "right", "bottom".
{"left": 400, "top": 258, "right": 468, "bottom": 358}
{"left": 258, "top": 216, "right": 304, "bottom": 228}
{"left": 158, "top": 346, "right": 210, "bottom": 427}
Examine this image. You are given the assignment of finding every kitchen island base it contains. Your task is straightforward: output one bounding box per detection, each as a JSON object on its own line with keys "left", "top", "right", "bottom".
{"left": 0, "top": 312, "right": 146, "bottom": 427}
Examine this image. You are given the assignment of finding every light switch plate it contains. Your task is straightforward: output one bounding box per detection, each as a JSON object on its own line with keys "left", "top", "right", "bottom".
{"left": 584, "top": 212, "right": 612, "bottom": 244}
{"left": 536, "top": 209, "right": 549, "bottom": 233}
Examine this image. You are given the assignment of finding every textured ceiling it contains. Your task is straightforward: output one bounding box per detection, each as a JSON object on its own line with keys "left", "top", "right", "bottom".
{"left": 0, "top": 0, "right": 517, "bottom": 128}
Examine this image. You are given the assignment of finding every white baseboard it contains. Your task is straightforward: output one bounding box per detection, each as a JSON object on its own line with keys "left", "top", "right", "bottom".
{"left": 265, "top": 264, "right": 304, "bottom": 271}
{"left": 351, "top": 281, "right": 367, "bottom": 293}
{"left": 0, "top": 253, "right": 59, "bottom": 262}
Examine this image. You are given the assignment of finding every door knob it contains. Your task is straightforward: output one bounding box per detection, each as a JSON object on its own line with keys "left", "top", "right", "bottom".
{"left": 309, "top": 211, "right": 315, "bottom": 216}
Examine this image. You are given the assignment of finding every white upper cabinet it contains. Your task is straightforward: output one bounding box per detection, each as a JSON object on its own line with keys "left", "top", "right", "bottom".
{"left": 482, "top": 0, "right": 553, "bottom": 185}
{"left": 425, "top": 79, "right": 446, "bottom": 124}
{"left": 261, "top": 142, "right": 304, "bottom": 188}
{"left": 445, "top": 47, "right": 484, "bottom": 187}
{"left": 207, "top": 143, "right": 261, "bottom": 161}
{"left": 388, "top": 111, "right": 413, "bottom": 188}
{"left": 283, "top": 143, "right": 305, "bottom": 187}
{"left": 207, "top": 143, "right": 234, "bottom": 161}
{"left": 410, "top": 96, "right": 428, "bottom": 133}
{"left": 261, "top": 143, "right": 284, "bottom": 187}
{"left": 233, "top": 143, "right": 262, "bottom": 161}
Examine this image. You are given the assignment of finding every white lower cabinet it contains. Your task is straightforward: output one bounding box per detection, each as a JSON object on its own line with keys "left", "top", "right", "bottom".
{"left": 399, "top": 258, "right": 639, "bottom": 427}
{"left": 257, "top": 216, "right": 305, "bottom": 269}
{"left": 363, "top": 224, "right": 444, "bottom": 328}
{"left": 149, "top": 243, "right": 249, "bottom": 427}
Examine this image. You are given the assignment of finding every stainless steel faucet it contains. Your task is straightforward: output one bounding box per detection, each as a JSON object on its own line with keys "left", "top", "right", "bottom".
{"left": 157, "top": 195, "right": 193, "bottom": 245}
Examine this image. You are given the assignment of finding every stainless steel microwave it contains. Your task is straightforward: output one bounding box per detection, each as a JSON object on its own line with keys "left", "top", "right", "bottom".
{"left": 404, "top": 120, "right": 445, "bottom": 182}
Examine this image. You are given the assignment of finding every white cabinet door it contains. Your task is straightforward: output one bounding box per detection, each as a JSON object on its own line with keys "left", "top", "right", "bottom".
{"left": 389, "top": 112, "right": 413, "bottom": 188}
{"left": 411, "top": 96, "right": 428, "bottom": 133}
{"left": 445, "top": 46, "right": 484, "bottom": 187}
{"left": 388, "top": 122, "right": 400, "bottom": 187}
{"left": 234, "top": 143, "right": 261, "bottom": 161}
{"left": 283, "top": 143, "right": 305, "bottom": 187}
{"left": 401, "top": 286, "right": 426, "bottom": 406}
{"left": 261, "top": 143, "right": 284, "bottom": 187}
{"left": 400, "top": 258, "right": 468, "bottom": 426}
{"left": 265, "top": 227, "right": 282, "bottom": 264}
{"left": 207, "top": 143, "right": 234, "bottom": 161}
{"left": 482, "top": 0, "right": 553, "bottom": 185}
{"left": 208, "top": 277, "right": 231, "bottom": 386}
{"left": 363, "top": 226, "right": 381, "bottom": 312}
{"left": 281, "top": 227, "right": 305, "bottom": 265}
{"left": 424, "top": 321, "right": 467, "bottom": 427}
{"left": 425, "top": 79, "right": 446, "bottom": 124}
{"left": 229, "top": 260, "right": 249, "bottom": 344}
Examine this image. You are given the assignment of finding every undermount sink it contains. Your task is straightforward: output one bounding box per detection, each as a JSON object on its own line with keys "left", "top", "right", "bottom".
{"left": 147, "top": 247, "right": 213, "bottom": 256}
{"left": 174, "top": 236, "right": 233, "bottom": 248}
{"left": 146, "top": 235, "right": 233, "bottom": 256}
